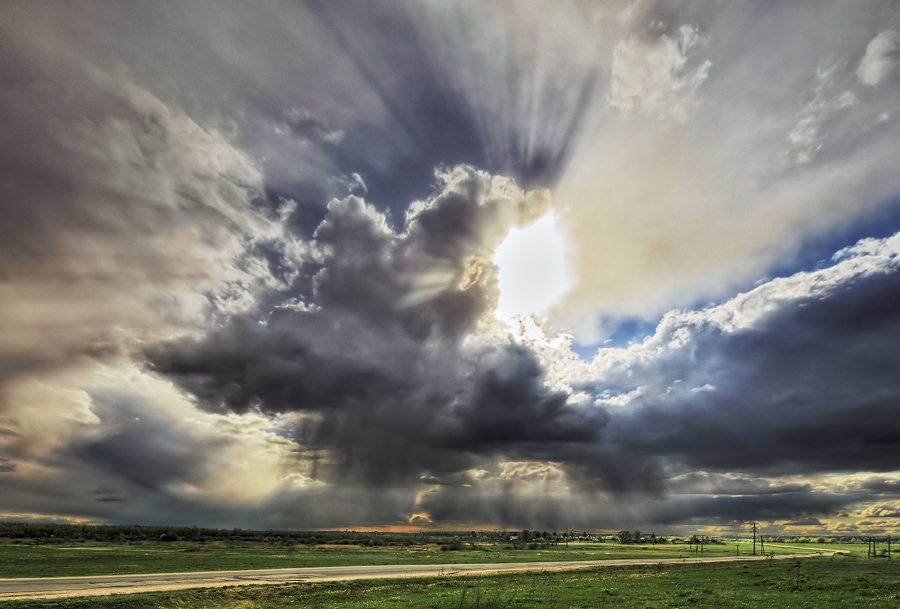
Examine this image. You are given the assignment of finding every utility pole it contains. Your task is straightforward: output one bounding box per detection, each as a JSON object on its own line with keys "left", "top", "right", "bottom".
{"left": 752, "top": 523, "right": 757, "bottom": 556}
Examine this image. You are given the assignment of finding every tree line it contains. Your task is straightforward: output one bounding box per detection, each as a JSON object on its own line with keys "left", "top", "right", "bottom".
{"left": 0, "top": 522, "right": 590, "bottom": 546}
{"left": 1, "top": 522, "right": 872, "bottom": 546}
{"left": 0, "top": 522, "right": 464, "bottom": 545}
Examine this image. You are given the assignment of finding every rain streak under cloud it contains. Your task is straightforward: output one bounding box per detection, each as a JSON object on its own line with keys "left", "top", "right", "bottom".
{"left": 2, "top": 0, "right": 900, "bottom": 537}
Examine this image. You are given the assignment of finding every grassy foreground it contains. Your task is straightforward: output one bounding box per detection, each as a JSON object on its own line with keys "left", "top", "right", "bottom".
{"left": 2, "top": 553, "right": 900, "bottom": 608}
{"left": 0, "top": 540, "right": 776, "bottom": 579}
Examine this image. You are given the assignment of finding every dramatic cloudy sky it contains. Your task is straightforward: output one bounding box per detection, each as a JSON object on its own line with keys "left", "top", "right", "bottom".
{"left": 3, "top": 1, "right": 900, "bottom": 537}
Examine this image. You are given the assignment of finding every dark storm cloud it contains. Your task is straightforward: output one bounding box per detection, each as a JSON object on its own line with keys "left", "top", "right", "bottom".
{"left": 645, "top": 494, "right": 849, "bottom": 526}
{"left": 357, "top": 231, "right": 900, "bottom": 528}
{"left": 401, "top": 475, "right": 853, "bottom": 530}
{"left": 586, "top": 239, "right": 900, "bottom": 482}
{"left": 148, "top": 198, "right": 900, "bottom": 527}
{"left": 847, "top": 477, "right": 900, "bottom": 497}
{"left": 90, "top": 489, "right": 126, "bottom": 504}
{"left": 148, "top": 169, "right": 609, "bottom": 490}
{"left": 415, "top": 484, "right": 606, "bottom": 532}
{"left": 149, "top": 168, "right": 606, "bottom": 486}
{"left": 71, "top": 391, "right": 216, "bottom": 493}
{"left": 665, "top": 472, "right": 812, "bottom": 497}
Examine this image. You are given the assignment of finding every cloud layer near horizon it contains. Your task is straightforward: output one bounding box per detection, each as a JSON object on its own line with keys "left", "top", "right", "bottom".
{"left": 2, "top": 0, "right": 900, "bottom": 535}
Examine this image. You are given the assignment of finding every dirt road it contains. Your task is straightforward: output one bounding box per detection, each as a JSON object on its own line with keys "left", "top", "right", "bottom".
{"left": 0, "top": 553, "right": 827, "bottom": 601}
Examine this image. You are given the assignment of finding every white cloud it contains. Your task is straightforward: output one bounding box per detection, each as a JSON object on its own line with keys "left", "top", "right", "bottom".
{"left": 498, "top": 460, "right": 566, "bottom": 482}
{"left": 594, "top": 227, "right": 900, "bottom": 371}
{"left": 789, "top": 62, "right": 858, "bottom": 165}
{"left": 609, "top": 25, "right": 711, "bottom": 123}
{"left": 555, "top": 33, "right": 900, "bottom": 341}
{"left": 857, "top": 30, "right": 900, "bottom": 86}
{"left": 517, "top": 227, "right": 900, "bottom": 409}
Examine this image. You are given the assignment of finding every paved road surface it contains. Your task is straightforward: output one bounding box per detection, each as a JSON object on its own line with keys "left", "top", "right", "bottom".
{"left": 0, "top": 553, "right": 827, "bottom": 601}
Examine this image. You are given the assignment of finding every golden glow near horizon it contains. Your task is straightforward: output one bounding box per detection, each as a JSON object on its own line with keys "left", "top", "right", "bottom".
{"left": 493, "top": 213, "right": 569, "bottom": 322}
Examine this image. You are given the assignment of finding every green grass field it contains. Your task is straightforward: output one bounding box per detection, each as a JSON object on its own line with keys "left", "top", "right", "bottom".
{"left": 0, "top": 540, "right": 753, "bottom": 579}
{"left": 2, "top": 552, "right": 899, "bottom": 608}
{"left": 0, "top": 538, "right": 868, "bottom": 579}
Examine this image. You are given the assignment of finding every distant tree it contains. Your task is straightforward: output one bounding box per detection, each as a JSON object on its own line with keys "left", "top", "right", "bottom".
{"left": 440, "top": 539, "right": 464, "bottom": 551}
{"left": 633, "top": 530, "right": 642, "bottom": 543}
{"left": 617, "top": 530, "right": 632, "bottom": 544}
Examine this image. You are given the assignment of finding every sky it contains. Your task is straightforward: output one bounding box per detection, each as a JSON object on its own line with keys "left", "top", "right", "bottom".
{"left": 2, "top": 1, "right": 900, "bottom": 537}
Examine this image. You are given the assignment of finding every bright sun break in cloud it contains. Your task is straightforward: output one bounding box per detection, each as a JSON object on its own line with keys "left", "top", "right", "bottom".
{"left": 2, "top": 1, "right": 900, "bottom": 537}
{"left": 494, "top": 213, "right": 570, "bottom": 322}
